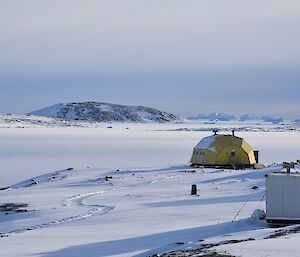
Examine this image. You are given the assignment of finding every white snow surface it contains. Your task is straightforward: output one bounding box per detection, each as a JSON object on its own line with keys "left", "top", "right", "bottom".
{"left": 0, "top": 123, "right": 300, "bottom": 257}
{"left": 30, "top": 104, "right": 63, "bottom": 119}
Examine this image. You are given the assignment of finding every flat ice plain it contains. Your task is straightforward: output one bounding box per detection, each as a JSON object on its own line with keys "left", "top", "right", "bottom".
{"left": 0, "top": 122, "right": 300, "bottom": 257}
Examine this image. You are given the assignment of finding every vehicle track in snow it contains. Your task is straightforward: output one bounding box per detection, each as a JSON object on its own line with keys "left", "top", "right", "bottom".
{"left": 3, "top": 190, "right": 115, "bottom": 235}
{"left": 1, "top": 170, "right": 184, "bottom": 236}
{"left": 1, "top": 184, "right": 115, "bottom": 235}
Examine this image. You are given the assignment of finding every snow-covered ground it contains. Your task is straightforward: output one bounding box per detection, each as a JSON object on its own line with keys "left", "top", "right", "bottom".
{"left": 1, "top": 113, "right": 300, "bottom": 131}
{"left": 0, "top": 123, "right": 300, "bottom": 257}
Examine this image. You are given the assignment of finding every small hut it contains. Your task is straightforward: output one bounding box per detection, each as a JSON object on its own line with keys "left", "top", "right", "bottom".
{"left": 190, "top": 130, "right": 258, "bottom": 169}
{"left": 266, "top": 163, "right": 300, "bottom": 227}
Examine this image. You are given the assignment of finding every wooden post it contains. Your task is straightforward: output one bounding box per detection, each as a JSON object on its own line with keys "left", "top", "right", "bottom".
{"left": 191, "top": 184, "right": 197, "bottom": 195}
{"left": 254, "top": 151, "right": 259, "bottom": 164}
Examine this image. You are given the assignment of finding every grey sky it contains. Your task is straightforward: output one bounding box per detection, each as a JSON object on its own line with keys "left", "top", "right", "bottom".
{"left": 0, "top": 0, "right": 299, "bottom": 118}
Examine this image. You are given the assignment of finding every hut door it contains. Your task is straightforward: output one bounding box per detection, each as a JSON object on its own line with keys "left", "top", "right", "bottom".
{"left": 230, "top": 149, "right": 236, "bottom": 164}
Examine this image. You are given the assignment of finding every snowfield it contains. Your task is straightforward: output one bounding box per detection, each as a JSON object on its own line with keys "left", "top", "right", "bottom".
{"left": 0, "top": 123, "right": 300, "bottom": 257}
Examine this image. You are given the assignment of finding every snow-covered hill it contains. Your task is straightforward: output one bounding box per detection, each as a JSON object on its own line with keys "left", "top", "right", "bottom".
{"left": 29, "top": 102, "right": 182, "bottom": 123}
{"left": 0, "top": 114, "right": 75, "bottom": 128}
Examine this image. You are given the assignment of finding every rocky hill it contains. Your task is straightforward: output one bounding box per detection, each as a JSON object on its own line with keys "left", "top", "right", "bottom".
{"left": 29, "top": 102, "right": 181, "bottom": 123}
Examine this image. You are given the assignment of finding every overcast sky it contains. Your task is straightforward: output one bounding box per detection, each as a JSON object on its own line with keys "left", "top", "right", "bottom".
{"left": 0, "top": 0, "right": 299, "bottom": 118}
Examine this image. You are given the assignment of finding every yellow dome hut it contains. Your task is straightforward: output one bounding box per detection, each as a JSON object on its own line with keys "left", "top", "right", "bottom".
{"left": 190, "top": 130, "right": 258, "bottom": 169}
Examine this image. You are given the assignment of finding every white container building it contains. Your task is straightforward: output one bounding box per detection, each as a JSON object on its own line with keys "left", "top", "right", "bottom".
{"left": 266, "top": 172, "right": 300, "bottom": 226}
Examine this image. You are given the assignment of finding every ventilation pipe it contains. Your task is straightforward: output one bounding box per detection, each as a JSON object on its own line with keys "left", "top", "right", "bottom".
{"left": 283, "top": 162, "right": 295, "bottom": 173}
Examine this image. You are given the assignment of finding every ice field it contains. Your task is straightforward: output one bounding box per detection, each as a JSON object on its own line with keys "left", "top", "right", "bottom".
{"left": 0, "top": 123, "right": 300, "bottom": 257}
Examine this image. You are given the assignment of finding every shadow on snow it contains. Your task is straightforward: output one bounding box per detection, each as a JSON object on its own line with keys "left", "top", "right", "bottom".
{"left": 38, "top": 217, "right": 266, "bottom": 257}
